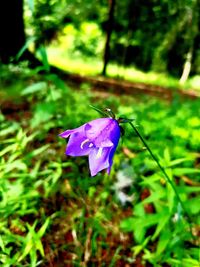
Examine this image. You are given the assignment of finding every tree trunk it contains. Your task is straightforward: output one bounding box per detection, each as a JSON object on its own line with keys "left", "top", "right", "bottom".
{"left": 179, "top": 48, "right": 193, "bottom": 84}
{"left": 102, "top": 0, "right": 116, "bottom": 76}
{"left": 0, "top": 0, "right": 26, "bottom": 63}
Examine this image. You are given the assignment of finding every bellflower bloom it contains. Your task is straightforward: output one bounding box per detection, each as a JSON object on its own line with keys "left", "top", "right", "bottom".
{"left": 59, "top": 118, "right": 121, "bottom": 176}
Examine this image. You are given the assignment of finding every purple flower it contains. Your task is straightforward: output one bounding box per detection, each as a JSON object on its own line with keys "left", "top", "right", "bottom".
{"left": 59, "top": 118, "right": 121, "bottom": 176}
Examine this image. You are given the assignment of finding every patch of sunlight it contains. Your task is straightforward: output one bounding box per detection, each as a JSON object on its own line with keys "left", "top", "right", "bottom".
{"left": 47, "top": 47, "right": 102, "bottom": 75}
{"left": 107, "top": 64, "right": 180, "bottom": 89}
{"left": 47, "top": 46, "right": 200, "bottom": 91}
{"left": 186, "top": 75, "right": 200, "bottom": 91}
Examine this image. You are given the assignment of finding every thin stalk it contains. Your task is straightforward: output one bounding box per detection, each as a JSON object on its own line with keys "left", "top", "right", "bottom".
{"left": 129, "top": 122, "right": 194, "bottom": 231}
{"left": 89, "top": 105, "right": 109, "bottom": 117}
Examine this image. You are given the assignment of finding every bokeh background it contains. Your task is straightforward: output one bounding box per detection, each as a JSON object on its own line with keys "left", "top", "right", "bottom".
{"left": 0, "top": 1, "right": 200, "bottom": 266}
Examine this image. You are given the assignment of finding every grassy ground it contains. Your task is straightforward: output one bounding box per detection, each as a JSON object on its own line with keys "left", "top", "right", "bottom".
{"left": 0, "top": 65, "right": 200, "bottom": 266}
{"left": 47, "top": 46, "right": 200, "bottom": 92}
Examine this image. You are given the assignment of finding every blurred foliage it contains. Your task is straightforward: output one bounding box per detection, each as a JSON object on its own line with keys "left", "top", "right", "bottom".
{"left": 111, "top": 0, "right": 200, "bottom": 75}
{"left": 25, "top": 0, "right": 107, "bottom": 47}
{"left": 58, "top": 22, "right": 104, "bottom": 58}
{"left": 1, "top": 1, "right": 200, "bottom": 265}
{"left": 24, "top": 0, "right": 200, "bottom": 78}
{"left": 0, "top": 65, "right": 200, "bottom": 266}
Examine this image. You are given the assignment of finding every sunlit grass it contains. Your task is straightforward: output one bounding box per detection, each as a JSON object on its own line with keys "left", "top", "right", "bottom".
{"left": 47, "top": 46, "right": 200, "bottom": 91}
{"left": 45, "top": 21, "right": 200, "bottom": 91}
{"left": 106, "top": 63, "right": 180, "bottom": 89}
{"left": 1, "top": 66, "right": 200, "bottom": 266}
{"left": 48, "top": 47, "right": 102, "bottom": 76}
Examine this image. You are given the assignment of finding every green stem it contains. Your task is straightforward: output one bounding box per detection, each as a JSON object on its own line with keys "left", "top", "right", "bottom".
{"left": 129, "top": 122, "right": 194, "bottom": 230}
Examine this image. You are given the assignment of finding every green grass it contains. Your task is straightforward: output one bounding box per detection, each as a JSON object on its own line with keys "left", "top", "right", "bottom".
{"left": 47, "top": 46, "right": 200, "bottom": 91}
{"left": 0, "top": 65, "right": 200, "bottom": 266}
{"left": 48, "top": 47, "right": 102, "bottom": 76}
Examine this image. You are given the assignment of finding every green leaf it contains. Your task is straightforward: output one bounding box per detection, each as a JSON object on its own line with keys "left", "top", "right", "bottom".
{"left": 120, "top": 217, "right": 136, "bottom": 232}
{"left": 0, "top": 122, "right": 19, "bottom": 136}
{"left": 0, "top": 144, "right": 17, "bottom": 157}
{"left": 25, "top": 144, "right": 50, "bottom": 160}
{"left": 173, "top": 168, "right": 200, "bottom": 175}
{"left": 4, "top": 160, "right": 27, "bottom": 173}
{"left": 47, "top": 74, "right": 70, "bottom": 91}
{"left": 21, "top": 82, "right": 47, "bottom": 96}
{"left": 37, "top": 46, "right": 50, "bottom": 72}
{"left": 133, "top": 237, "right": 151, "bottom": 256}
{"left": 185, "top": 196, "right": 200, "bottom": 214}
{"left": 31, "top": 102, "right": 56, "bottom": 128}
{"left": 155, "top": 229, "right": 171, "bottom": 257}
{"left": 38, "top": 218, "right": 50, "bottom": 238}
{"left": 16, "top": 37, "right": 36, "bottom": 60}
{"left": 152, "top": 209, "right": 170, "bottom": 240}
{"left": 169, "top": 157, "right": 193, "bottom": 167}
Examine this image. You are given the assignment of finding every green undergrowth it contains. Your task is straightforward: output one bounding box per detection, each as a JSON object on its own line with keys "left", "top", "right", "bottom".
{"left": 47, "top": 46, "right": 200, "bottom": 92}
{"left": 0, "top": 65, "right": 200, "bottom": 266}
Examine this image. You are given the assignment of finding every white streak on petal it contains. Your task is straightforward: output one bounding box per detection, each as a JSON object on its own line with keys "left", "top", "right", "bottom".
{"left": 80, "top": 139, "right": 89, "bottom": 149}
{"left": 96, "top": 147, "right": 103, "bottom": 159}
{"left": 89, "top": 143, "right": 94, "bottom": 148}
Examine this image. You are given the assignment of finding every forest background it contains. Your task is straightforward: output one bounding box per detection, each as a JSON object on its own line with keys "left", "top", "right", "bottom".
{"left": 0, "top": 0, "right": 200, "bottom": 266}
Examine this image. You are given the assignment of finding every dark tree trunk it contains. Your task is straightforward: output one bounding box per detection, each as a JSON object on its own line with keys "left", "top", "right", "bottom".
{"left": 102, "top": 0, "right": 116, "bottom": 76}
{"left": 0, "top": 0, "right": 26, "bottom": 63}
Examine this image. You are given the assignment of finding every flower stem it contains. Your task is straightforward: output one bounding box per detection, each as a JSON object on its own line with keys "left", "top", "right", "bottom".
{"left": 129, "top": 122, "right": 194, "bottom": 231}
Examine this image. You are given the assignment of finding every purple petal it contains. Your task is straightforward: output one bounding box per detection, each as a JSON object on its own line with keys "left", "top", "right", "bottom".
{"left": 106, "top": 122, "right": 121, "bottom": 174}
{"left": 85, "top": 118, "right": 119, "bottom": 147}
{"left": 59, "top": 124, "right": 84, "bottom": 138}
{"left": 88, "top": 147, "right": 111, "bottom": 176}
{"left": 59, "top": 117, "right": 121, "bottom": 176}
{"left": 107, "top": 146, "right": 118, "bottom": 174}
{"left": 66, "top": 132, "right": 93, "bottom": 156}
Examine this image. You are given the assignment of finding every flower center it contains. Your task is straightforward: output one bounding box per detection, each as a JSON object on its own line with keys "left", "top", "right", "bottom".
{"left": 80, "top": 139, "right": 93, "bottom": 149}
